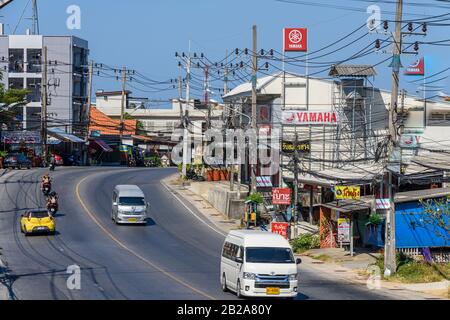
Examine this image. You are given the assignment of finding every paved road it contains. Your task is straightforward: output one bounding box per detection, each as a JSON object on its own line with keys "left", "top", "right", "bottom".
{"left": 0, "top": 167, "right": 402, "bottom": 300}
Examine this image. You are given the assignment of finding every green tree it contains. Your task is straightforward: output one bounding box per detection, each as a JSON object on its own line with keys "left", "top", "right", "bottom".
{"left": 0, "top": 72, "right": 30, "bottom": 126}
{"left": 418, "top": 197, "right": 450, "bottom": 244}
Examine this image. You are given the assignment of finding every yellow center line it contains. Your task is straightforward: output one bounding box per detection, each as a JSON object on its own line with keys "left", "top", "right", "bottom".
{"left": 75, "top": 174, "right": 216, "bottom": 300}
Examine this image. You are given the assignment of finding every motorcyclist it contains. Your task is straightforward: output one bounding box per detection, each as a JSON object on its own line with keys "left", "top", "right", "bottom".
{"left": 41, "top": 174, "right": 52, "bottom": 189}
{"left": 50, "top": 153, "right": 56, "bottom": 170}
{"left": 47, "top": 192, "right": 59, "bottom": 211}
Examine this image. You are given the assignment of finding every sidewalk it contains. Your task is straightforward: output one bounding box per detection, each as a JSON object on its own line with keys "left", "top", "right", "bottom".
{"left": 161, "top": 174, "right": 242, "bottom": 233}
{"left": 298, "top": 248, "right": 449, "bottom": 300}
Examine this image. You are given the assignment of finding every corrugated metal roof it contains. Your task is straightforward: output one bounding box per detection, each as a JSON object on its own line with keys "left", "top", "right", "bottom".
{"left": 322, "top": 199, "right": 373, "bottom": 213}
{"left": 329, "top": 65, "right": 377, "bottom": 77}
{"left": 395, "top": 187, "right": 450, "bottom": 203}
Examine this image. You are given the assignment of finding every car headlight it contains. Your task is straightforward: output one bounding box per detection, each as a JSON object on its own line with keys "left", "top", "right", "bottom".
{"left": 289, "top": 274, "right": 298, "bottom": 281}
{"left": 243, "top": 272, "right": 256, "bottom": 280}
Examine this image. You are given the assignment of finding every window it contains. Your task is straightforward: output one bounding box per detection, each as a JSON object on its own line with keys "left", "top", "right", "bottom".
{"left": 27, "top": 49, "right": 42, "bottom": 73}
{"left": 222, "top": 242, "right": 241, "bottom": 261}
{"left": 9, "top": 49, "right": 24, "bottom": 72}
{"left": 144, "top": 121, "right": 155, "bottom": 132}
{"left": 118, "top": 197, "right": 146, "bottom": 206}
{"left": 428, "top": 113, "right": 450, "bottom": 126}
{"left": 246, "top": 247, "right": 295, "bottom": 264}
{"left": 9, "top": 78, "right": 24, "bottom": 90}
{"left": 26, "top": 78, "right": 42, "bottom": 102}
{"left": 166, "top": 122, "right": 175, "bottom": 131}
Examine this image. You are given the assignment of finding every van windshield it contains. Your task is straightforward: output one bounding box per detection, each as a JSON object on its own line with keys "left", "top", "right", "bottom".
{"left": 119, "top": 197, "right": 145, "bottom": 206}
{"left": 246, "top": 247, "right": 295, "bottom": 264}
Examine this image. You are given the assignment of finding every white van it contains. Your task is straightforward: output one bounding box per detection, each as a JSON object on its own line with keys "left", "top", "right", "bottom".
{"left": 112, "top": 185, "right": 148, "bottom": 225}
{"left": 220, "top": 230, "right": 301, "bottom": 299}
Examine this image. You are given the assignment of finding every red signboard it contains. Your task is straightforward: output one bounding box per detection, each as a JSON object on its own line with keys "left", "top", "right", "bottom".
{"left": 405, "top": 57, "right": 425, "bottom": 76}
{"left": 284, "top": 28, "right": 308, "bottom": 52}
{"left": 272, "top": 188, "right": 292, "bottom": 205}
{"left": 272, "top": 222, "right": 289, "bottom": 240}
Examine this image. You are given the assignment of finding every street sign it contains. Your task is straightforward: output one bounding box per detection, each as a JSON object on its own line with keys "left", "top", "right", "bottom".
{"left": 335, "top": 186, "right": 361, "bottom": 200}
{"left": 282, "top": 140, "right": 311, "bottom": 154}
{"left": 1, "top": 131, "right": 41, "bottom": 144}
{"left": 271, "top": 222, "right": 289, "bottom": 240}
{"left": 272, "top": 188, "right": 292, "bottom": 205}
{"left": 376, "top": 199, "right": 391, "bottom": 210}
{"left": 284, "top": 28, "right": 308, "bottom": 52}
{"left": 283, "top": 111, "right": 338, "bottom": 125}
{"left": 257, "top": 176, "right": 273, "bottom": 188}
{"left": 399, "top": 134, "right": 421, "bottom": 149}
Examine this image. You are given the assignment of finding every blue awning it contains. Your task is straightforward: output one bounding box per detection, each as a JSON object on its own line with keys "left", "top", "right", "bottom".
{"left": 47, "top": 128, "right": 85, "bottom": 143}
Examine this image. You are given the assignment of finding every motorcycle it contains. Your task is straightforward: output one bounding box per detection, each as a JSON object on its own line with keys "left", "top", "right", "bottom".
{"left": 42, "top": 183, "right": 51, "bottom": 196}
{"left": 186, "top": 169, "right": 206, "bottom": 182}
{"left": 49, "top": 163, "right": 56, "bottom": 171}
{"left": 47, "top": 202, "right": 58, "bottom": 216}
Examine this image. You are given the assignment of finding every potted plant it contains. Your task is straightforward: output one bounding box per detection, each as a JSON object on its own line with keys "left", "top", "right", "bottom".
{"left": 213, "top": 168, "right": 220, "bottom": 181}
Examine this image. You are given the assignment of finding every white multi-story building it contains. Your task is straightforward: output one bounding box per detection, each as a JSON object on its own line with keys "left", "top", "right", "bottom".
{"left": 0, "top": 33, "right": 89, "bottom": 136}
{"left": 223, "top": 68, "right": 450, "bottom": 192}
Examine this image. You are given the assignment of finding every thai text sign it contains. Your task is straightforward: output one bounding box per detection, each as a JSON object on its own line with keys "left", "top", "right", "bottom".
{"left": 283, "top": 111, "right": 338, "bottom": 125}
{"left": 1, "top": 131, "right": 41, "bottom": 144}
{"left": 272, "top": 188, "right": 292, "bottom": 205}
{"left": 272, "top": 222, "right": 289, "bottom": 240}
{"left": 282, "top": 140, "right": 311, "bottom": 154}
{"left": 335, "top": 186, "right": 361, "bottom": 200}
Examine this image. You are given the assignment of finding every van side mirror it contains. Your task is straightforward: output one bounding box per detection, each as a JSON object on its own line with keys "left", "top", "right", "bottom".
{"left": 296, "top": 258, "right": 302, "bottom": 265}
{"left": 236, "top": 257, "right": 243, "bottom": 264}
{"left": 113, "top": 202, "right": 118, "bottom": 206}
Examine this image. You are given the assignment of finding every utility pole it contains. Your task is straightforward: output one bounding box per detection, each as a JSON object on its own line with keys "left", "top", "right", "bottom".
{"left": 41, "top": 46, "right": 48, "bottom": 166}
{"left": 182, "top": 49, "right": 191, "bottom": 178}
{"left": 385, "top": 0, "right": 403, "bottom": 277}
{"left": 294, "top": 131, "right": 299, "bottom": 225}
{"left": 31, "top": 0, "right": 40, "bottom": 35}
{"left": 205, "top": 65, "right": 211, "bottom": 130}
{"left": 84, "top": 61, "right": 94, "bottom": 165}
{"left": 119, "top": 66, "right": 127, "bottom": 165}
{"left": 120, "top": 66, "right": 127, "bottom": 142}
{"left": 178, "top": 74, "right": 183, "bottom": 123}
{"left": 251, "top": 25, "right": 258, "bottom": 194}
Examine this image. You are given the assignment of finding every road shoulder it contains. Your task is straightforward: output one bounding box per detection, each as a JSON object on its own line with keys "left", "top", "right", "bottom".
{"left": 296, "top": 254, "right": 449, "bottom": 300}
{"left": 161, "top": 174, "right": 240, "bottom": 234}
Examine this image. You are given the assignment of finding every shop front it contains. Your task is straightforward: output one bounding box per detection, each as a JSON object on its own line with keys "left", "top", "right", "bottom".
{"left": 319, "top": 199, "right": 373, "bottom": 255}
{"left": 1, "top": 130, "right": 43, "bottom": 167}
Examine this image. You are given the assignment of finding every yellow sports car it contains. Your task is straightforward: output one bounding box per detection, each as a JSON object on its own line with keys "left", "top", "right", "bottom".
{"left": 21, "top": 209, "right": 56, "bottom": 236}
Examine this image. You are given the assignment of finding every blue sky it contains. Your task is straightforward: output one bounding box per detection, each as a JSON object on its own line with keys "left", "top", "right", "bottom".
{"left": 1, "top": 0, "right": 449, "bottom": 105}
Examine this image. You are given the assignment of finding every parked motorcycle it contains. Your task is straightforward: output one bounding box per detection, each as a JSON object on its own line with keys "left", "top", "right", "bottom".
{"left": 186, "top": 169, "right": 206, "bottom": 182}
